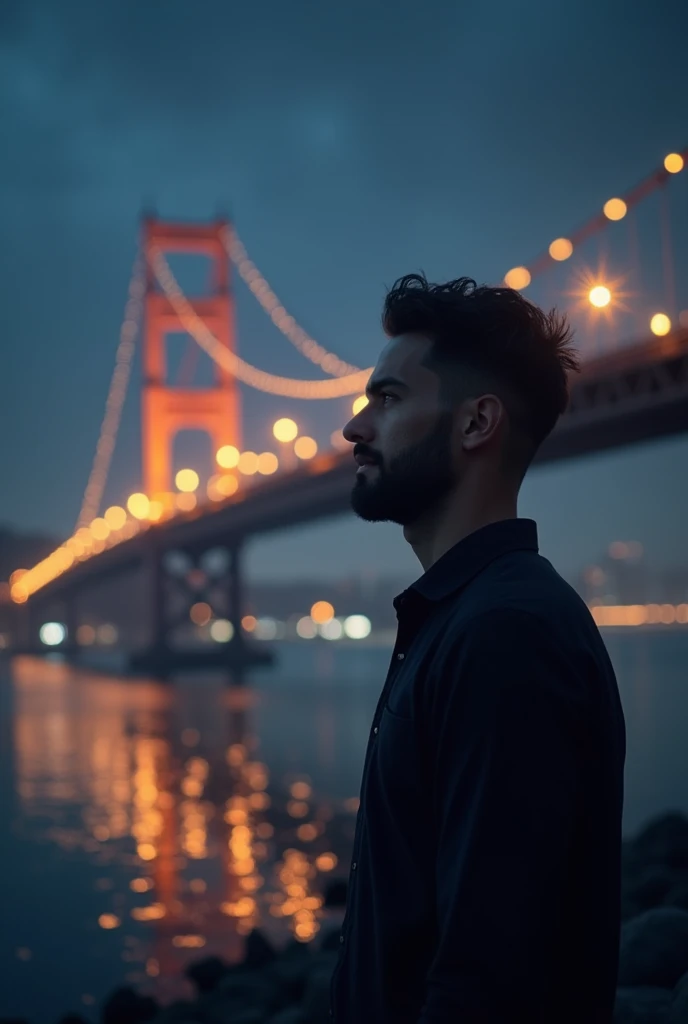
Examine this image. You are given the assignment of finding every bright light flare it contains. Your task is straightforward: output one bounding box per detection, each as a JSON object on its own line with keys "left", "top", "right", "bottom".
{"left": 589, "top": 285, "right": 611, "bottom": 308}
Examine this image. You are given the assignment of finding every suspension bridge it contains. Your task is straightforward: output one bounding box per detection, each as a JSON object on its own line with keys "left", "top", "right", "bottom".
{"left": 5, "top": 148, "right": 688, "bottom": 675}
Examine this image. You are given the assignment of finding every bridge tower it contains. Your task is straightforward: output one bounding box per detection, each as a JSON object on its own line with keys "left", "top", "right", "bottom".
{"left": 142, "top": 218, "right": 240, "bottom": 500}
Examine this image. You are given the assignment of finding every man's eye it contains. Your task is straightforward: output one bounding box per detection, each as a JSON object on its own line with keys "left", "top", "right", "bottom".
{"left": 381, "top": 393, "right": 397, "bottom": 406}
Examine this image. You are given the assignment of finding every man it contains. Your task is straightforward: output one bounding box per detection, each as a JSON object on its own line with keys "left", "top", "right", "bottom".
{"left": 330, "top": 275, "right": 626, "bottom": 1023}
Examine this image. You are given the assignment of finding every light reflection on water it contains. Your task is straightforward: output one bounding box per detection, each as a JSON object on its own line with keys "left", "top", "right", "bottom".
{"left": 2, "top": 631, "right": 688, "bottom": 1022}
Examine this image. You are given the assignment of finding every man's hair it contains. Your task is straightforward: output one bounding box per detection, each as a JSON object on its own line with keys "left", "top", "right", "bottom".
{"left": 382, "top": 273, "right": 580, "bottom": 470}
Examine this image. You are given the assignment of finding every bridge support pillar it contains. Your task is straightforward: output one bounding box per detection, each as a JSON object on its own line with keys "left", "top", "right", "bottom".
{"left": 130, "top": 538, "right": 272, "bottom": 679}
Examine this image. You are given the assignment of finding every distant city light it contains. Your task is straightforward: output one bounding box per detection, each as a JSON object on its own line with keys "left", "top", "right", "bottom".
{"left": 216, "top": 444, "right": 240, "bottom": 469}
{"left": 257, "top": 452, "right": 279, "bottom": 475}
{"left": 148, "top": 500, "right": 164, "bottom": 521}
{"left": 127, "top": 493, "right": 150, "bottom": 519}
{"left": 504, "top": 266, "right": 531, "bottom": 290}
{"left": 548, "top": 238, "right": 573, "bottom": 261}
{"left": 603, "top": 197, "right": 627, "bottom": 221}
{"left": 591, "top": 603, "right": 688, "bottom": 627}
{"left": 664, "top": 152, "right": 684, "bottom": 174}
{"left": 296, "top": 616, "right": 317, "bottom": 639}
{"left": 254, "top": 617, "right": 278, "bottom": 640}
{"left": 589, "top": 285, "right": 611, "bottom": 308}
{"left": 238, "top": 451, "right": 259, "bottom": 475}
{"left": 352, "top": 395, "right": 369, "bottom": 415}
{"left": 311, "top": 600, "right": 334, "bottom": 624}
{"left": 315, "top": 852, "right": 338, "bottom": 872}
{"left": 294, "top": 436, "right": 317, "bottom": 460}
{"left": 98, "top": 914, "right": 121, "bottom": 930}
{"left": 97, "top": 624, "right": 118, "bottom": 645}
{"left": 190, "top": 602, "right": 212, "bottom": 627}
{"left": 650, "top": 313, "right": 671, "bottom": 336}
{"left": 39, "top": 622, "right": 66, "bottom": 646}
{"left": 176, "top": 468, "right": 200, "bottom": 493}
{"left": 242, "top": 615, "right": 257, "bottom": 632}
{"left": 273, "top": 418, "right": 298, "bottom": 443}
{"left": 210, "top": 619, "right": 234, "bottom": 643}
{"left": 320, "top": 618, "right": 343, "bottom": 640}
{"left": 104, "top": 505, "right": 127, "bottom": 530}
{"left": 76, "top": 624, "right": 96, "bottom": 646}
{"left": 343, "top": 614, "right": 372, "bottom": 639}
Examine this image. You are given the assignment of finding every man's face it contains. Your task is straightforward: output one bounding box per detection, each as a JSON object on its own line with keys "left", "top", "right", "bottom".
{"left": 342, "top": 334, "right": 457, "bottom": 525}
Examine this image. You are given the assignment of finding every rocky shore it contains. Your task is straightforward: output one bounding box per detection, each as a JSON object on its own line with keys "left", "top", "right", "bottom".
{"left": 14, "top": 812, "right": 688, "bottom": 1024}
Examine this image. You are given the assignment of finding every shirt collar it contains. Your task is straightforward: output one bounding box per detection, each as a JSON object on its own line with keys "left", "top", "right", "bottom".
{"left": 393, "top": 518, "right": 539, "bottom": 610}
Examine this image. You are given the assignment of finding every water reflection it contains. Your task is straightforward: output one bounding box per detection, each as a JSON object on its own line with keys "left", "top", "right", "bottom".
{"left": 10, "top": 656, "right": 358, "bottom": 1004}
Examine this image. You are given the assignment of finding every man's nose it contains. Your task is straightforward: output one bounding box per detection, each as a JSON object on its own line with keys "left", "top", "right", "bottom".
{"left": 343, "top": 408, "right": 374, "bottom": 445}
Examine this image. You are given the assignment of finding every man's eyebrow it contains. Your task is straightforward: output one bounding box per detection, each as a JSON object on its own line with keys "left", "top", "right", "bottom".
{"left": 365, "top": 376, "right": 409, "bottom": 397}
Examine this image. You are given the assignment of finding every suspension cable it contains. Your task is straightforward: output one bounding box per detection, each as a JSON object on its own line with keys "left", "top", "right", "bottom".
{"left": 75, "top": 254, "right": 145, "bottom": 528}
{"left": 150, "top": 247, "right": 371, "bottom": 399}
{"left": 224, "top": 226, "right": 363, "bottom": 378}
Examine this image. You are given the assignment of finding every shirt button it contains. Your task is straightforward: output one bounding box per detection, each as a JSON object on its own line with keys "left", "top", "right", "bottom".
{"left": 352, "top": 861, "right": 357, "bottom": 871}
{"left": 397, "top": 652, "right": 405, "bottom": 660}
{"left": 339, "top": 934, "right": 344, "bottom": 944}
{"left": 373, "top": 726, "right": 378, "bottom": 735}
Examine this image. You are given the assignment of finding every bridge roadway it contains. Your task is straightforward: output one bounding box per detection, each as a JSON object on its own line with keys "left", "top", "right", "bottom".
{"left": 27, "top": 326, "right": 688, "bottom": 607}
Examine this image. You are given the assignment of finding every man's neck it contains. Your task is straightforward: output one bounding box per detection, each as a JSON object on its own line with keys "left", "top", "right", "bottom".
{"left": 403, "top": 485, "right": 519, "bottom": 572}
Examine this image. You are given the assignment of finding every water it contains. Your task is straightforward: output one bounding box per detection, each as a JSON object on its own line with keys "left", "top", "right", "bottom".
{"left": 1, "top": 631, "right": 687, "bottom": 1022}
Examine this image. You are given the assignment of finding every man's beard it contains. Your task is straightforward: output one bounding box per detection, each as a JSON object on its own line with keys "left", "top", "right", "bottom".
{"left": 350, "top": 412, "right": 455, "bottom": 525}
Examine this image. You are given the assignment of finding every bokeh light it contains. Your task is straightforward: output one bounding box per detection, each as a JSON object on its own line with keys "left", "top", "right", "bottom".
{"left": 210, "top": 619, "right": 234, "bottom": 643}
{"left": 127, "top": 493, "right": 150, "bottom": 519}
{"left": 343, "top": 614, "right": 372, "bottom": 639}
{"left": 311, "top": 600, "right": 334, "bottom": 624}
{"left": 104, "top": 505, "right": 127, "bottom": 530}
{"left": 294, "top": 436, "right": 317, "bottom": 460}
{"left": 504, "top": 266, "right": 531, "bottom": 290}
{"left": 664, "top": 153, "right": 684, "bottom": 174}
{"left": 273, "top": 418, "right": 298, "bottom": 443}
{"left": 176, "top": 468, "right": 200, "bottom": 493}
{"left": 352, "top": 395, "right": 369, "bottom": 415}
{"left": 589, "top": 285, "right": 611, "bottom": 308}
{"left": 257, "top": 452, "right": 279, "bottom": 475}
{"left": 216, "top": 444, "right": 240, "bottom": 468}
{"left": 650, "top": 313, "right": 671, "bottom": 336}
{"left": 39, "top": 622, "right": 66, "bottom": 646}
{"left": 603, "top": 198, "right": 627, "bottom": 221}
{"left": 548, "top": 238, "right": 573, "bottom": 261}
{"left": 238, "top": 451, "right": 259, "bottom": 475}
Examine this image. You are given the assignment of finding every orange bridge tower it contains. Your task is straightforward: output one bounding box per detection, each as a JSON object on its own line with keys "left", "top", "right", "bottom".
{"left": 142, "top": 217, "right": 241, "bottom": 500}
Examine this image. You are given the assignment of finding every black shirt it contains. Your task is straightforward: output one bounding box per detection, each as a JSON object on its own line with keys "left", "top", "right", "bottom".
{"left": 330, "top": 518, "right": 626, "bottom": 1024}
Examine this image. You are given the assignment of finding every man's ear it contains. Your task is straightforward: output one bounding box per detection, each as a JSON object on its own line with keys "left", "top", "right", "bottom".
{"left": 457, "top": 394, "right": 504, "bottom": 451}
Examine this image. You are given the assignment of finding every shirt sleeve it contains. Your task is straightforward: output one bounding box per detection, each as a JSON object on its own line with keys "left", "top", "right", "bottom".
{"left": 418, "top": 607, "right": 591, "bottom": 1023}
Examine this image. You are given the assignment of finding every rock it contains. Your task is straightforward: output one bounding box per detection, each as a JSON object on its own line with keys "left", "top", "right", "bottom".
{"left": 184, "top": 956, "right": 230, "bottom": 994}
{"left": 665, "top": 882, "right": 688, "bottom": 913}
{"left": 618, "top": 908, "right": 688, "bottom": 989}
{"left": 102, "top": 988, "right": 158, "bottom": 1024}
{"left": 670, "top": 971, "right": 688, "bottom": 1024}
{"left": 631, "top": 866, "right": 681, "bottom": 912}
{"left": 614, "top": 987, "right": 672, "bottom": 1023}
{"left": 633, "top": 814, "right": 688, "bottom": 872}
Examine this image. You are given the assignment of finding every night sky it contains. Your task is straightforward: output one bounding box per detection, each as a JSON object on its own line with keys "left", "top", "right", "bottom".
{"left": 1, "top": 0, "right": 687, "bottom": 583}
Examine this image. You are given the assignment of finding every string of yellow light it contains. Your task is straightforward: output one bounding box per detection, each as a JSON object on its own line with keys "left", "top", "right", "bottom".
{"left": 150, "top": 247, "right": 372, "bottom": 399}
{"left": 75, "top": 255, "right": 145, "bottom": 528}
{"left": 224, "top": 226, "right": 363, "bottom": 378}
